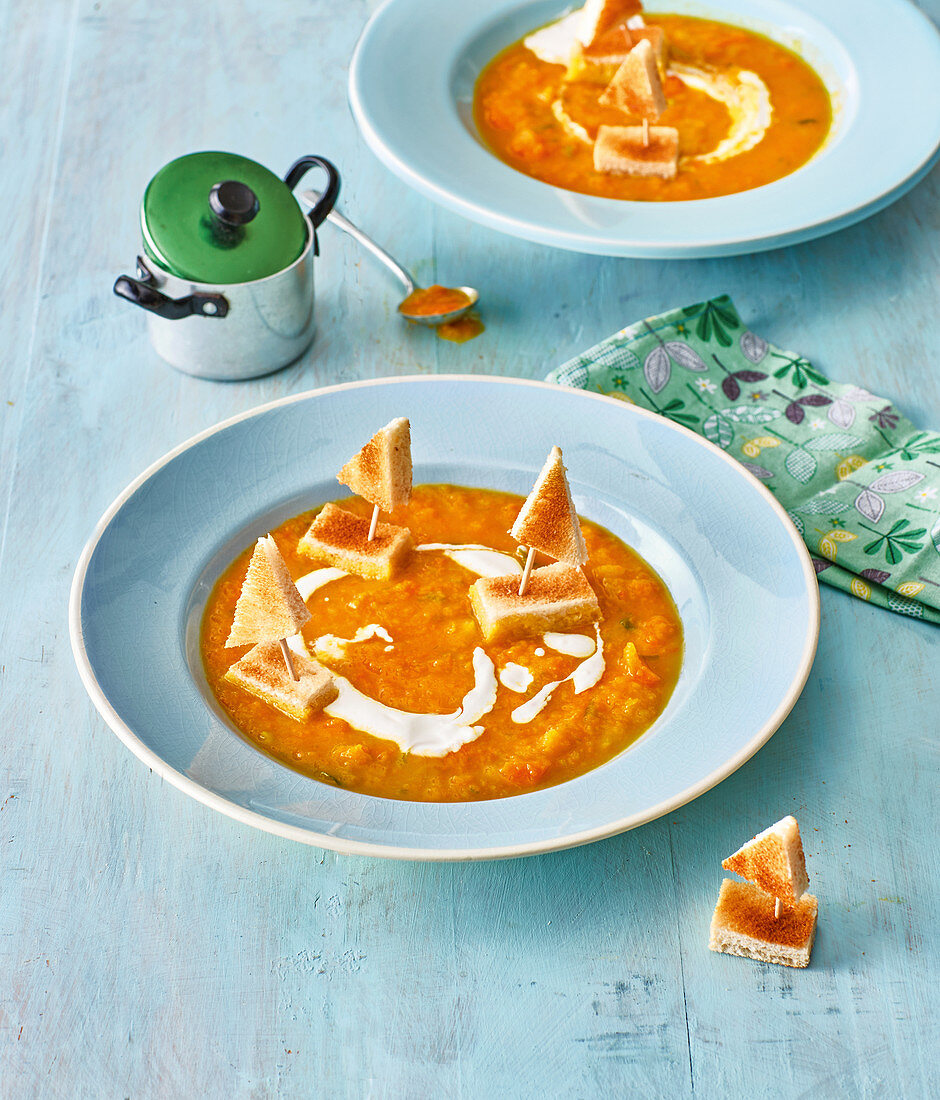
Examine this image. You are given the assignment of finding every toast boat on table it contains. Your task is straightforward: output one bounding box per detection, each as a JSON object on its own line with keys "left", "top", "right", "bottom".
{"left": 710, "top": 816, "right": 818, "bottom": 968}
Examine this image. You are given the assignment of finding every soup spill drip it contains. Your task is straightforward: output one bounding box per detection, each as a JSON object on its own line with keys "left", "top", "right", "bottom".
{"left": 436, "top": 313, "right": 484, "bottom": 343}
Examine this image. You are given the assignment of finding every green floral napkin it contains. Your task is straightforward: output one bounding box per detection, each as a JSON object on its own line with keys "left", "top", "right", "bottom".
{"left": 547, "top": 296, "right": 940, "bottom": 624}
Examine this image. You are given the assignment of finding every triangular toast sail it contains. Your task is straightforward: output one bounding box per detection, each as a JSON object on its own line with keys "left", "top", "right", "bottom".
{"left": 510, "top": 446, "right": 588, "bottom": 566}
{"left": 599, "top": 38, "right": 667, "bottom": 120}
{"left": 226, "top": 535, "right": 311, "bottom": 647}
{"left": 578, "top": 0, "right": 643, "bottom": 48}
{"left": 722, "top": 816, "right": 810, "bottom": 907}
{"left": 337, "top": 417, "right": 412, "bottom": 514}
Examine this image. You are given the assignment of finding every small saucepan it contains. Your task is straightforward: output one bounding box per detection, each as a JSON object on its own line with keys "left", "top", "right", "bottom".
{"left": 115, "top": 151, "right": 340, "bottom": 380}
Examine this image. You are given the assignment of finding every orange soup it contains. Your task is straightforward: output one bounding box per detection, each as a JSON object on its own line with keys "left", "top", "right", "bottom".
{"left": 201, "top": 485, "right": 682, "bottom": 802}
{"left": 474, "top": 13, "right": 832, "bottom": 201}
{"left": 399, "top": 285, "right": 473, "bottom": 317}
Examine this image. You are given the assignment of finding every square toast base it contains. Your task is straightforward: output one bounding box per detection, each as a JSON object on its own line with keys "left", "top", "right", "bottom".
{"left": 470, "top": 563, "right": 600, "bottom": 643}
{"left": 298, "top": 502, "right": 412, "bottom": 581}
{"left": 709, "top": 879, "right": 818, "bottom": 968}
{"left": 224, "top": 641, "right": 337, "bottom": 721}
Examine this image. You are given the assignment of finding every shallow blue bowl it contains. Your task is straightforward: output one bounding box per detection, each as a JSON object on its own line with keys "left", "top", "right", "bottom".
{"left": 70, "top": 377, "right": 818, "bottom": 859}
{"left": 349, "top": 0, "right": 940, "bottom": 257}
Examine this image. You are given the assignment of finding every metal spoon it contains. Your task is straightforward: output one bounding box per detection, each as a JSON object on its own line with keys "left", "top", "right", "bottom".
{"left": 301, "top": 190, "right": 479, "bottom": 326}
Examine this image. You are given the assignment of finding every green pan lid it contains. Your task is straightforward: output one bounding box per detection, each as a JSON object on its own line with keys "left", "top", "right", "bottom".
{"left": 141, "top": 151, "right": 309, "bottom": 284}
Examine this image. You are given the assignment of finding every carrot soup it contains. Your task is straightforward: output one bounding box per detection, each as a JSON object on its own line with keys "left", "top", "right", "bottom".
{"left": 201, "top": 485, "right": 682, "bottom": 802}
{"left": 474, "top": 12, "right": 832, "bottom": 200}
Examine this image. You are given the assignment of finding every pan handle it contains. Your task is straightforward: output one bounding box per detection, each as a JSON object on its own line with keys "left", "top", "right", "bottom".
{"left": 283, "top": 156, "right": 340, "bottom": 255}
{"left": 113, "top": 256, "right": 229, "bottom": 320}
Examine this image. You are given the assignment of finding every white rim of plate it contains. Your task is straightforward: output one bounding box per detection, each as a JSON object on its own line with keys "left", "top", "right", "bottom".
{"left": 69, "top": 376, "right": 821, "bottom": 861}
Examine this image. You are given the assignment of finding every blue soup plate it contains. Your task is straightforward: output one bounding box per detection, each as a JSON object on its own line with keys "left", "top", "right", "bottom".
{"left": 70, "top": 377, "right": 819, "bottom": 859}
{"left": 350, "top": 0, "right": 940, "bottom": 257}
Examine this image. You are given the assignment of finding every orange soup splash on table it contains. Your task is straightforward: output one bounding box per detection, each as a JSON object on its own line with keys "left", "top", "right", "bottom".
{"left": 474, "top": 1, "right": 832, "bottom": 200}
{"left": 201, "top": 422, "right": 682, "bottom": 803}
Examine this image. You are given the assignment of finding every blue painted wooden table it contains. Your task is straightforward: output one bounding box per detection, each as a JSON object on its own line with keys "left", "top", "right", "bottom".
{"left": 2, "top": 1, "right": 938, "bottom": 1095}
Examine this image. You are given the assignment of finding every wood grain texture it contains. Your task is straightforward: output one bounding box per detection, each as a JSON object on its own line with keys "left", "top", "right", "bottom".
{"left": 1, "top": 0, "right": 938, "bottom": 1096}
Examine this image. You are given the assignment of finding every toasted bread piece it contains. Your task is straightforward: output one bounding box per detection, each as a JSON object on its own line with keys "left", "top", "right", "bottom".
{"left": 298, "top": 502, "right": 412, "bottom": 581}
{"left": 337, "top": 417, "right": 412, "bottom": 514}
{"left": 578, "top": 0, "right": 643, "bottom": 48}
{"left": 569, "top": 25, "right": 667, "bottom": 83}
{"left": 470, "top": 563, "right": 600, "bottom": 643}
{"left": 510, "top": 446, "right": 588, "bottom": 566}
{"left": 224, "top": 640, "right": 337, "bottom": 721}
{"left": 709, "top": 879, "right": 818, "bottom": 968}
{"left": 226, "top": 535, "right": 311, "bottom": 647}
{"left": 584, "top": 23, "right": 666, "bottom": 66}
{"left": 722, "top": 815, "right": 810, "bottom": 906}
{"left": 594, "top": 124, "right": 679, "bottom": 179}
{"left": 599, "top": 39, "right": 666, "bottom": 120}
